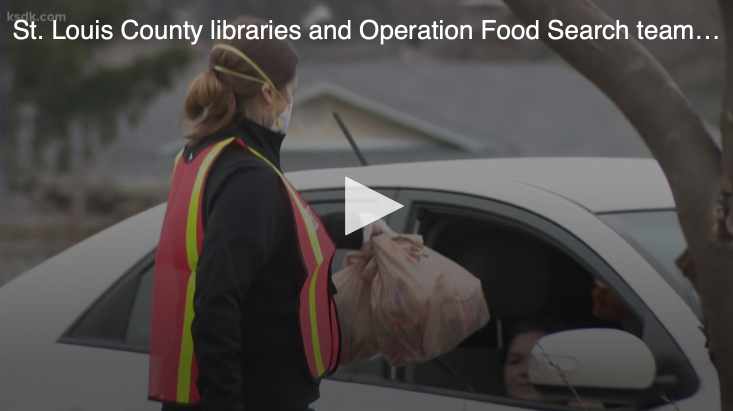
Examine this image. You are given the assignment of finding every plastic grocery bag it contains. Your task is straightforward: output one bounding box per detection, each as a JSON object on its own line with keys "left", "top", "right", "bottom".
{"left": 370, "top": 234, "right": 490, "bottom": 367}
{"left": 332, "top": 242, "right": 380, "bottom": 368}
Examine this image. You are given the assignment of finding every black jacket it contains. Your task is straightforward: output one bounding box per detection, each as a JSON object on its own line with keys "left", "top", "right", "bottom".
{"left": 163, "top": 115, "right": 362, "bottom": 411}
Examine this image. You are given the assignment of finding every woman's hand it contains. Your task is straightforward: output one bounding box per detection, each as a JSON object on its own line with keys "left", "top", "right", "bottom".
{"left": 362, "top": 219, "right": 396, "bottom": 243}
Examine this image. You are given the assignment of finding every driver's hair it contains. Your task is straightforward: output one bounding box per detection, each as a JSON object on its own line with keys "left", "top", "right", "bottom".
{"left": 508, "top": 317, "right": 569, "bottom": 343}
{"left": 501, "top": 317, "right": 570, "bottom": 367}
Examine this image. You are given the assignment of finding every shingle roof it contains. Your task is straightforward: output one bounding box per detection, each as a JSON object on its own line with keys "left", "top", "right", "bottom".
{"left": 94, "top": 57, "right": 651, "bottom": 184}
{"left": 295, "top": 59, "right": 649, "bottom": 157}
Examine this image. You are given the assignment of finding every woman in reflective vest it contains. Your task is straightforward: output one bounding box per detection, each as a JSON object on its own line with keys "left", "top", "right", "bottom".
{"left": 148, "top": 15, "right": 394, "bottom": 411}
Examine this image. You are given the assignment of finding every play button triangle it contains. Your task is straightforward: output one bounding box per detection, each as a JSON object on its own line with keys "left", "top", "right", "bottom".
{"left": 344, "top": 177, "right": 403, "bottom": 235}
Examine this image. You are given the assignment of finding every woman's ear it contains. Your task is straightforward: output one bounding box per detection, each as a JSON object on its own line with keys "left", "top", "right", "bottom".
{"left": 260, "top": 83, "right": 275, "bottom": 108}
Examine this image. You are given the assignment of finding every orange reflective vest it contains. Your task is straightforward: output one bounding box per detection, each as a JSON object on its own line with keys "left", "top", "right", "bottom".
{"left": 148, "top": 137, "right": 341, "bottom": 404}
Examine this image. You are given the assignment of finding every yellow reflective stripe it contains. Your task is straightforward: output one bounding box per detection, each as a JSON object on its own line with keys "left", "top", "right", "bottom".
{"left": 246, "top": 145, "right": 327, "bottom": 376}
{"left": 184, "top": 138, "right": 234, "bottom": 270}
{"left": 294, "top": 196, "right": 323, "bottom": 261}
{"left": 310, "top": 260, "right": 325, "bottom": 376}
{"left": 177, "top": 137, "right": 234, "bottom": 402}
{"left": 177, "top": 272, "right": 197, "bottom": 402}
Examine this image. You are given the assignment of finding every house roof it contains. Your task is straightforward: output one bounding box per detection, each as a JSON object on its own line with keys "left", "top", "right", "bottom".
{"left": 294, "top": 59, "right": 649, "bottom": 158}
{"left": 95, "top": 57, "right": 652, "bottom": 184}
{"left": 292, "top": 81, "right": 489, "bottom": 152}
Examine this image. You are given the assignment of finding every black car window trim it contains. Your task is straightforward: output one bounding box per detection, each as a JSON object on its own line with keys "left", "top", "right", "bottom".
{"left": 57, "top": 249, "right": 156, "bottom": 354}
{"left": 595, "top": 209, "right": 703, "bottom": 319}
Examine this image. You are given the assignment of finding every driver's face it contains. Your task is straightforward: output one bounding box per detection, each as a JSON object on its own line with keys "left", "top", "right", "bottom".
{"left": 503, "top": 331, "right": 547, "bottom": 402}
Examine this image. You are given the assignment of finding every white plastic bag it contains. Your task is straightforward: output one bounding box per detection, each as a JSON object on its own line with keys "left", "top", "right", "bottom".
{"left": 332, "top": 242, "right": 380, "bottom": 368}
{"left": 369, "top": 234, "right": 490, "bottom": 367}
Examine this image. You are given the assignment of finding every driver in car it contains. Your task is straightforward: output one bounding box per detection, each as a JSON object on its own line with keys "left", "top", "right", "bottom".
{"left": 503, "top": 317, "right": 604, "bottom": 408}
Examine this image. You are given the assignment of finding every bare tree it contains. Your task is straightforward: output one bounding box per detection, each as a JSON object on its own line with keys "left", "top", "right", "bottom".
{"left": 497, "top": 0, "right": 733, "bottom": 408}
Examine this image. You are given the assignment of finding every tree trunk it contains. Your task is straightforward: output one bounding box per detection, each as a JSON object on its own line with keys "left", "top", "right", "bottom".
{"left": 716, "top": 0, "right": 733, "bottom": 238}
{"left": 713, "top": 1, "right": 733, "bottom": 406}
{"left": 499, "top": 0, "right": 733, "bottom": 408}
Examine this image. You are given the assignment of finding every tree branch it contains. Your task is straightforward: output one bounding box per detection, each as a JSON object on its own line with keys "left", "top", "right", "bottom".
{"left": 717, "top": 0, "right": 733, "bottom": 240}
{"left": 719, "top": 0, "right": 733, "bottom": 172}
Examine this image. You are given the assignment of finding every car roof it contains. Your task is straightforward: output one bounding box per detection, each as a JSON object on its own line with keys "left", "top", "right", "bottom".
{"left": 285, "top": 157, "right": 675, "bottom": 213}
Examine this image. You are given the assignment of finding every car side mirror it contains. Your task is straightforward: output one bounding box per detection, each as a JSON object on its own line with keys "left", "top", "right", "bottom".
{"left": 528, "top": 328, "right": 660, "bottom": 405}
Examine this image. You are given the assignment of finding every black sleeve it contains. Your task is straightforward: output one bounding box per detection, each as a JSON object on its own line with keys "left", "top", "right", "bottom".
{"left": 191, "top": 165, "right": 283, "bottom": 411}
{"left": 319, "top": 212, "right": 363, "bottom": 250}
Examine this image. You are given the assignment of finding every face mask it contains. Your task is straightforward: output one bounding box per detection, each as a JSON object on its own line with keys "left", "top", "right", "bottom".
{"left": 271, "top": 101, "right": 292, "bottom": 133}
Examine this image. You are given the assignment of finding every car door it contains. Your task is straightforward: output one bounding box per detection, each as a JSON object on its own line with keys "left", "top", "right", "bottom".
{"left": 383, "top": 188, "right": 702, "bottom": 411}
{"left": 303, "top": 188, "right": 471, "bottom": 411}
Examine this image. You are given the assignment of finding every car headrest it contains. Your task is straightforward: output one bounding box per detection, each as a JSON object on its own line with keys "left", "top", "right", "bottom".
{"left": 454, "top": 232, "right": 551, "bottom": 319}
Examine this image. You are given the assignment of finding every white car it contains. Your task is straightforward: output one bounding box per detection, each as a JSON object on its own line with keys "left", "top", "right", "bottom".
{"left": 0, "top": 157, "right": 719, "bottom": 411}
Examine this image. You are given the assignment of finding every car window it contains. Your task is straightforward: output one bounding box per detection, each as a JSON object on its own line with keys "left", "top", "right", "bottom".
{"left": 125, "top": 263, "right": 154, "bottom": 348}
{"left": 598, "top": 210, "right": 702, "bottom": 319}
{"left": 399, "top": 205, "right": 596, "bottom": 403}
{"left": 383, "top": 189, "right": 700, "bottom": 409}
{"left": 62, "top": 254, "right": 153, "bottom": 351}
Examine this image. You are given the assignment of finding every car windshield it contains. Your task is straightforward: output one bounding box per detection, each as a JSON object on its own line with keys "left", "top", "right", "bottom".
{"left": 598, "top": 210, "right": 702, "bottom": 319}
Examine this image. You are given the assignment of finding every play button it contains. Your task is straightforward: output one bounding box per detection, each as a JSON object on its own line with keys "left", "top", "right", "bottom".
{"left": 344, "top": 177, "right": 404, "bottom": 235}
